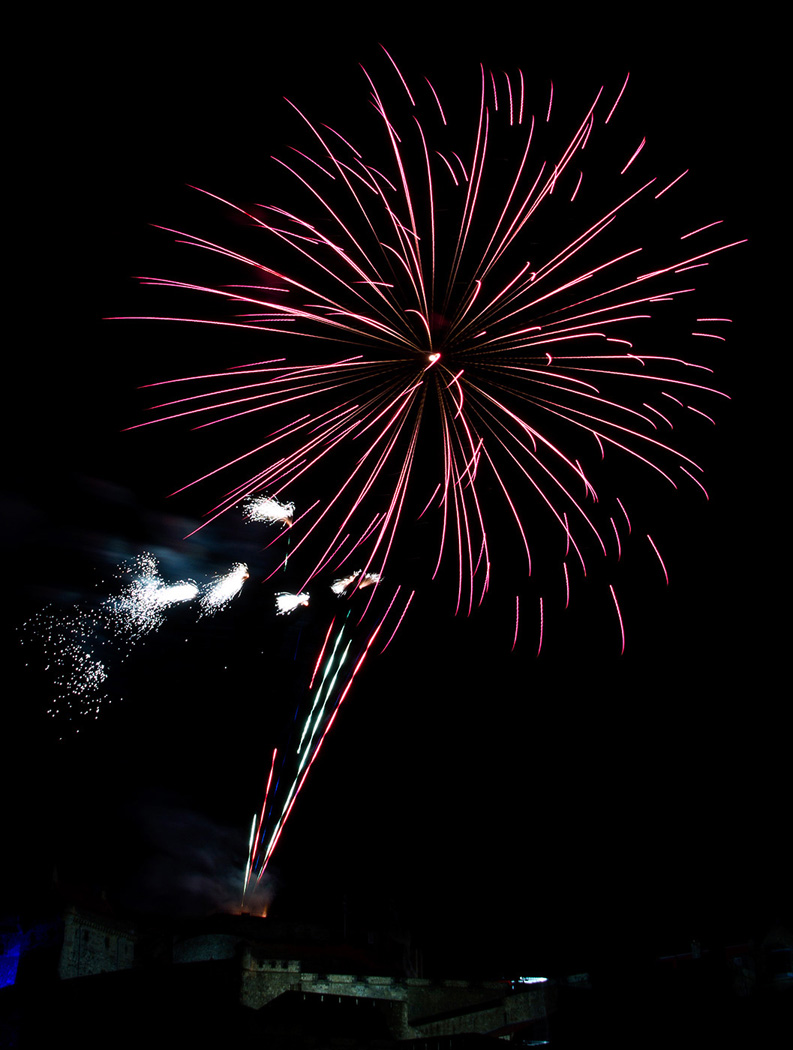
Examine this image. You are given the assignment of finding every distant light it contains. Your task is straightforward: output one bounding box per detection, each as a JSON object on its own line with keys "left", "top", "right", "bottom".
{"left": 517, "top": 976, "right": 548, "bottom": 984}
{"left": 0, "top": 943, "right": 21, "bottom": 988}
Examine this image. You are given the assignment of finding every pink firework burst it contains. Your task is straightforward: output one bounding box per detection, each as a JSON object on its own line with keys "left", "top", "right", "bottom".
{"left": 124, "top": 52, "right": 743, "bottom": 635}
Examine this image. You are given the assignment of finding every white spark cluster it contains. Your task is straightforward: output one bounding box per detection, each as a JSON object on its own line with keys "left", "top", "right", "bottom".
{"left": 23, "top": 609, "right": 110, "bottom": 724}
{"left": 275, "top": 591, "right": 310, "bottom": 615}
{"left": 330, "top": 570, "right": 382, "bottom": 596}
{"left": 25, "top": 553, "right": 249, "bottom": 728}
{"left": 242, "top": 495, "right": 295, "bottom": 527}
{"left": 199, "top": 562, "right": 249, "bottom": 615}
{"left": 111, "top": 553, "right": 198, "bottom": 640}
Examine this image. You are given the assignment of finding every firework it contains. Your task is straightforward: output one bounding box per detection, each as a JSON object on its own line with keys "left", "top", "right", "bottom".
{"left": 126, "top": 53, "right": 742, "bottom": 882}
{"left": 274, "top": 590, "right": 310, "bottom": 615}
{"left": 198, "top": 562, "right": 249, "bottom": 615}
{"left": 242, "top": 494, "right": 295, "bottom": 527}
{"left": 23, "top": 552, "right": 200, "bottom": 727}
{"left": 112, "top": 553, "right": 199, "bottom": 639}
{"left": 23, "top": 553, "right": 258, "bottom": 728}
{"left": 330, "top": 570, "right": 382, "bottom": 597}
{"left": 245, "top": 602, "right": 393, "bottom": 888}
{"left": 130, "top": 54, "right": 742, "bottom": 642}
{"left": 24, "top": 608, "right": 110, "bottom": 724}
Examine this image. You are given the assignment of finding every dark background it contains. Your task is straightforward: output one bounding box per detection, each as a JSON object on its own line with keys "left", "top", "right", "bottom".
{"left": 5, "top": 8, "right": 783, "bottom": 979}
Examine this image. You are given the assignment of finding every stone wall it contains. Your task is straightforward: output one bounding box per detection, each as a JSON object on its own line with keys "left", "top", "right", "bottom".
{"left": 405, "top": 977, "right": 507, "bottom": 1022}
{"left": 239, "top": 952, "right": 548, "bottom": 1040}
{"left": 57, "top": 909, "right": 551, "bottom": 1041}
{"left": 173, "top": 932, "right": 241, "bottom": 964}
{"left": 240, "top": 952, "right": 302, "bottom": 1008}
{"left": 58, "top": 907, "right": 136, "bottom": 980}
{"left": 409, "top": 983, "right": 547, "bottom": 1038}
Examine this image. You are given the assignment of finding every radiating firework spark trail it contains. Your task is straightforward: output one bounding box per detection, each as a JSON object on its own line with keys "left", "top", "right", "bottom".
{"left": 128, "top": 53, "right": 742, "bottom": 643}
{"left": 123, "top": 52, "right": 742, "bottom": 880}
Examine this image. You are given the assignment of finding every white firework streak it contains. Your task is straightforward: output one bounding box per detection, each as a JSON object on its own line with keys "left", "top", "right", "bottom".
{"left": 275, "top": 591, "right": 310, "bottom": 615}
{"left": 242, "top": 495, "right": 295, "bottom": 527}
{"left": 111, "top": 553, "right": 199, "bottom": 639}
{"left": 199, "top": 562, "right": 250, "bottom": 615}
{"left": 330, "top": 570, "right": 382, "bottom": 596}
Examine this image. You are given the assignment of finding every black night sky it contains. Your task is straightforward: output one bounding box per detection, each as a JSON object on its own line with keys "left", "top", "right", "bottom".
{"left": 4, "top": 9, "right": 784, "bottom": 983}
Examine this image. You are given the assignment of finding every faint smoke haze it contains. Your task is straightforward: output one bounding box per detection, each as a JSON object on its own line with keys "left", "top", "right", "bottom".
{"left": 124, "top": 798, "right": 275, "bottom": 917}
